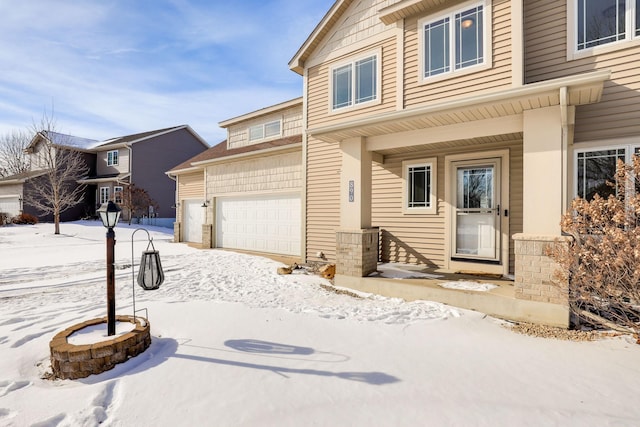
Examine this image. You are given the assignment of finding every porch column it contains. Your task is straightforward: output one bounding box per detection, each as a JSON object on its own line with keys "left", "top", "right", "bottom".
{"left": 522, "top": 105, "right": 566, "bottom": 235}
{"left": 336, "top": 137, "right": 378, "bottom": 277}
{"left": 517, "top": 105, "right": 573, "bottom": 324}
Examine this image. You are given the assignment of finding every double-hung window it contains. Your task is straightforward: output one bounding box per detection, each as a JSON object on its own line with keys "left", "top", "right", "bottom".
{"left": 100, "top": 187, "right": 110, "bottom": 204}
{"left": 114, "top": 186, "right": 123, "bottom": 204}
{"left": 575, "top": 146, "right": 640, "bottom": 200}
{"left": 248, "top": 120, "right": 281, "bottom": 142}
{"left": 107, "top": 150, "right": 118, "bottom": 166}
{"left": 574, "top": 0, "right": 640, "bottom": 51}
{"left": 403, "top": 158, "right": 437, "bottom": 214}
{"left": 421, "top": 2, "right": 487, "bottom": 80}
{"left": 331, "top": 52, "right": 379, "bottom": 111}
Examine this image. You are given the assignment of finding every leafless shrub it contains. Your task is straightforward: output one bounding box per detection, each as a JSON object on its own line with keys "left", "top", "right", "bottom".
{"left": 548, "top": 157, "right": 640, "bottom": 337}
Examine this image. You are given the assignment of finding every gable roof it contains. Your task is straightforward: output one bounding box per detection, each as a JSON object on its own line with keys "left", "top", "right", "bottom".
{"left": 168, "top": 135, "right": 302, "bottom": 175}
{"left": 93, "top": 125, "right": 209, "bottom": 150}
{"left": 218, "top": 98, "right": 303, "bottom": 128}
{"left": 25, "top": 131, "right": 99, "bottom": 153}
{"left": 0, "top": 169, "right": 48, "bottom": 184}
{"left": 289, "top": 0, "right": 352, "bottom": 75}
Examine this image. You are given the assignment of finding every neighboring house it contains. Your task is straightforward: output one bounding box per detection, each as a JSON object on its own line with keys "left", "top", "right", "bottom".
{"left": 0, "top": 131, "right": 97, "bottom": 221}
{"left": 168, "top": 98, "right": 303, "bottom": 256}
{"left": 79, "top": 126, "right": 209, "bottom": 226}
{"left": 285, "top": 0, "right": 634, "bottom": 326}
{"left": 0, "top": 126, "right": 209, "bottom": 225}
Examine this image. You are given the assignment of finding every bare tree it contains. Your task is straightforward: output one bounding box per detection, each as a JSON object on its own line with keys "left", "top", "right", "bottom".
{"left": 23, "top": 115, "right": 90, "bottom": 235}
{"left": 0, "top": 129, "right": 31, "bottom": 177}
{"left": 119, "top": 184, "right": 159, "bottom": 225}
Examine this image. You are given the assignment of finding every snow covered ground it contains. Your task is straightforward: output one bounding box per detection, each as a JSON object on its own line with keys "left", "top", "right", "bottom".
{"left": 1, "top": 221, "right": 639, "bottom": 426}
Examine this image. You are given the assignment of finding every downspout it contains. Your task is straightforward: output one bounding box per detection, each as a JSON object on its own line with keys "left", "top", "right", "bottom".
{"left": 126, "top": 144, "right": 134, "bottom": 222}
{"left": 560, "top": 86, "right": 569, "bottom": 214}
{"left": 126, "top": 144, "right": 133, "bottom": 184}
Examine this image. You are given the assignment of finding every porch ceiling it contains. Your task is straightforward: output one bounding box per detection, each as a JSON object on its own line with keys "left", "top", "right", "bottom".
{"left": 374, "top": 132, "right": 523, "bottom": 156}
{"left": 308, "top": 70, "right": 610, "bottom": 144}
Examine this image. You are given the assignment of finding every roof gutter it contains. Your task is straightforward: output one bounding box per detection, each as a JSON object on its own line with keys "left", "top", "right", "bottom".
{"left": 308, "top": 70, "right": 611, "bottom": 138}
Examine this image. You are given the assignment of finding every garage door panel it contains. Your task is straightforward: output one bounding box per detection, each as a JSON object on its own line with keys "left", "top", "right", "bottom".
{"left": 183, "top": 200, "right": 204, "bottom": 243}
{"left": 216, "top": 194, "right": 301, "bottom": 256}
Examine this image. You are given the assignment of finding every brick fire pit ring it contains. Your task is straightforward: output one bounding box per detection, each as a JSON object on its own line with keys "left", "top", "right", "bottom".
{"left": 50, "top": 315, "right": 151, "bottom": 380}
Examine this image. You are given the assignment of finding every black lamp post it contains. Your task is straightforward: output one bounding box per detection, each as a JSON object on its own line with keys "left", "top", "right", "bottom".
{"left": 97, "top": 201, "right": 122, "bottom": 336}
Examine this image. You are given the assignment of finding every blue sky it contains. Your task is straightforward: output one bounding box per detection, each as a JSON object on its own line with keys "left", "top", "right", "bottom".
{"left": 0, "top": 0, "right": 334, "bottom": 145}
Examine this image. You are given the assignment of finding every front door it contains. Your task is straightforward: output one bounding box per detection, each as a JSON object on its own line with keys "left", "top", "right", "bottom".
{"left": 452, "top": 159, "right": 501, "bottom": 262}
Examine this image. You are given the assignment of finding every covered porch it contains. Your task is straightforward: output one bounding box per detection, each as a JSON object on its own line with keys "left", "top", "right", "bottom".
{"left": 308, "top": 70, "right": 610, "bottom": 328}
{"left": 339, "top": 263, "right": 568, "bottom": 328}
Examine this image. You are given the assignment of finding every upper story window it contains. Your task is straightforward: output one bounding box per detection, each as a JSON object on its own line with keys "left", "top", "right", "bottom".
{"left": 420, "top": 2, "right": 487, "bottom": 80}
{"left": 573, "top": 0, "right": 640, "bottom": 52}
{"left": 403, "top": 158, "right": 437, "bottom": 214}
{"left": 248, "top": 120, "right": 281, "bottom": 142}
{"left": 330, "top": 51, "right": 380, "bottom": 112}
{"left": 107, "top": 150, "right": 118, "bottom": 166}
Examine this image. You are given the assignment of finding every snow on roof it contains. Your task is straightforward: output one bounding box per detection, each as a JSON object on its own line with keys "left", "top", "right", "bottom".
{"left": 43, "top": 131, "right": 100, "bottom": 150}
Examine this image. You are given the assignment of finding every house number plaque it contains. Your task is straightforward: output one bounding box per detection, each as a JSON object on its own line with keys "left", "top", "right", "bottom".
{"left": 348, "top": 180, "right": 354, "bottom": 202}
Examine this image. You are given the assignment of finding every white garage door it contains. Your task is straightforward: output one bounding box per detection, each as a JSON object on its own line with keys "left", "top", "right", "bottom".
{"left": 216, "top": 194, "right": 301, "bottom": 256}
{"left": 183, "top": 200, "right": 204, "bottom": 243}
{"left": 0, "top": 196, "right": 20, "bottom": 217}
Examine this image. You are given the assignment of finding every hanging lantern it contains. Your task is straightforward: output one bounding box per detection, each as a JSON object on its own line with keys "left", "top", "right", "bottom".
{"left": 137, "top": 240, "right": 164, "bottom": 290}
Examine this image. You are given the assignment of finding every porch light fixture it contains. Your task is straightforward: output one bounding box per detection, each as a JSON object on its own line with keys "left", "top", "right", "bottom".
{"left": 97, "top": 201, "right": 122, "bottom": 336}
{"left": 201, "top": 200, "right": 210, "bottom": 208}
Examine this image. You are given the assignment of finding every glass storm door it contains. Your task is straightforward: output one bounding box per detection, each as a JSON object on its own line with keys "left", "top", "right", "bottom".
{"left": 453, "top": 160, "right": 500, "bottom": 261}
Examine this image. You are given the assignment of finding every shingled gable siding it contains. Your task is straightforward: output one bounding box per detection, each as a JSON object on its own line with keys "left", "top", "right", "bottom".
{"left": 206, "top": 151, "right": 301, "bottom": 195}
{"left": 371, "top": 138, "right": 523, "bottom": 273}
{"left": 403, "top": 0, "right": 513, "bottom": 108}
{"left": 227, "top": 106, "right": 303, "bottom": 150}
{"left": 525, "top": 0, "right": 640, "bottom": 142}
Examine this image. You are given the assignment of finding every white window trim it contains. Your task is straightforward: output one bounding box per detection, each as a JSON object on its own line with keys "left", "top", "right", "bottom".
{"left": 328, "top": 48, "right": 382, "bottom": 114}
{"left": 402, "top": 158, "right": 437, "bottom": 214}
{"left": 418, "top": 0, "right": 492, "bottom": 85}
{"left": 107, "top": 150, "right": 119, "bottom": 166}
{"left": 114, "top": 186, "right": 123, "bottom": 204}
{"left": 100, "top": 187, "right": 110, "bottom": 204}
{"left": 567, "top": 0, "right": 640, "bottom": 60}
{"left": 573, "top": 143, "right": 640, "bottom": 198}
{"left": 247, "top": 119, "right": 282, "bottom": 143}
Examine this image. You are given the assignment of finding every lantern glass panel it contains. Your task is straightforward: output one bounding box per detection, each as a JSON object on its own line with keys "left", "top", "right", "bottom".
{"left": 137, "top": 250, "right": 164, "bottom": 290}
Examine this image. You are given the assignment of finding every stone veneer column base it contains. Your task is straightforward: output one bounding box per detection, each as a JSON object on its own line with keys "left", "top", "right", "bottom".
{"left": 173, "top": 222, "right": 181, "bottom": 243}
{"left": 513, "top": 234, "right": 570, "bottom": 306}
{"left": 336, "top": 228, "right": 379, "bottom": 277}
{"left": 202, "top": 224, "right": 213, "bottom": 249}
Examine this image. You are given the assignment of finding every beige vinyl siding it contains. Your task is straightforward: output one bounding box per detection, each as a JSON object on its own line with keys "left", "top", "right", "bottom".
{"left": 206, "top": 151, "right": 302, "bottom": 195}
{"left": 372, "top": 138, "right": 522, "bottom": 273}
{"left": 305, "top": 136, "right": 341, "bottom": 262}
{"left": 178, "top": 172, "right": 204, "bottom": 199}
{"left": 307, "top": 38, "right": 398, "bottom": 129}
{"left": 524, "top": 0, "right": 640, "bottom": 143}
{"left": 508, "top": 141, "right": 523, "bottom": 274}
{"left": 403, "top": 0, "right": 513, "bottom": 108}
{"left": 176, "top": 171, "right": 204, "bottom": 223}
{"left": 312, "top": 0, "right": 398, "bottom": 59}
{"left": 228, "top": 106, "right": 303, "bottom": 149}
